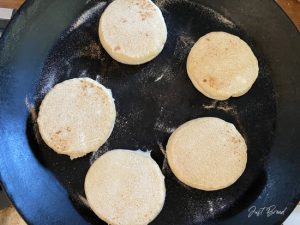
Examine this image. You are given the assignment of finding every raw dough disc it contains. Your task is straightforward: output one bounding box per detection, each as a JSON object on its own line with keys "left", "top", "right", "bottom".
{"left": 166, "top": 117, "right": 247, "bottom": 191}
{"left": 187, "top": 32, "right": 259, "bottom": 100}
{"left": 99, "top": 0, "right": 167, "bottom": 65}
{"left": 84, "top": 150, "right": 166, "bottom": 225}
{"left": 37, "top": 78, "right": 116, "bottom": 159}
{"left": 0, "top": 207, "right": 27, "bottom": 225}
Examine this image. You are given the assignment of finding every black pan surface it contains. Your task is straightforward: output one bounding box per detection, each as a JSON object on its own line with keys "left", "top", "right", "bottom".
{"left": 0, "top": 0, "right": 299, "bottom": 225}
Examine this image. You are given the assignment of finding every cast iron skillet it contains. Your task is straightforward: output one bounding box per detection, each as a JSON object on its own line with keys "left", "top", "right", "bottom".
{"left": 0, "top": 0, "right": 299, "bottom": 224}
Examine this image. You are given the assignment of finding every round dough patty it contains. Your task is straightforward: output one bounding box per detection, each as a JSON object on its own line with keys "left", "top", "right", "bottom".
{"left": 187, "top": 32, "right": 259, "bottom": 100}
{"left": 99, "top": 0, "right": 167, "bottom": 65}
{"left": 37, "top": 78, "right": 116, "bottom": 159}
{"left": 84, "top": 150, "right": 166, "bottom": 225}
{"left": 0, "top": 207, "right": 27, "bottom": 225}
{"left": 166, "top": 117, "right": 247, "bottom": 191}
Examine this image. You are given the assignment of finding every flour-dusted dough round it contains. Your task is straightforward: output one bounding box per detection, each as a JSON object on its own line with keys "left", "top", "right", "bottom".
{"left": 187, "top": 32, "right": 259, "bottom": 100}
{"left": 37, "top": 78, "right": 116, "bottom": 159}
{"left": 99, "top": 0, "right": 167, "bottom": 65}
{"left": 0, "top": 207, "right": 27, "bottom": 225}
{"left": 166, "top": 117, "right": 247, "bottom": 191}
{"left": 84, "top": 150, "right": 166, "bottom": 225}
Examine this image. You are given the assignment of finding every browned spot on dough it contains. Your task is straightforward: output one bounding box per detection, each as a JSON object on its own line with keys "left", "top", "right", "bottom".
{"left": 140, "top": 11, "right": 154, "bottom": 20}
{"left": 138, "top": 0, "right": 155, "bottom": 21}
{"left": 121, "top": 18, "right": 127, "bottom": 23}
{"left": 114, "top": 46, "right": 121, "bottom": 51}
{"left": 231, "top": 137, "right": 241, "bottom": 144}
{"left": 203, "top": 79, "right": 207, "bottom": 82}
{"left": 56, "top": 130, "right": 62, "bottom": 134}
{"left": 208, "top": 77, "right": 217, "bottom": 88}
{"left": 206, "top": 38, "right": 210, "bottom": 41}
{"left": 206, "top": 77, "right": 224, "bottom": 90}
{"left": 81, "top": 81, "right": 89, "bottom": 91}
{"left": 145, "top": 33, "right": 149, "bottom": 37}
{"left": 225, "top": 47, "right": 228, "bottom": 50}
{"left": 50, "top": 133, "right": 69, "bottom": 152}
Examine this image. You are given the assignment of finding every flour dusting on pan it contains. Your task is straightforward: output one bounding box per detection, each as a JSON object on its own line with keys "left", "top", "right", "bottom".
{"left": 203, "top": 100, "right": 238, "bottom": 114}
{"left": 68, "top": 1, "right": 106, "bottom": 33}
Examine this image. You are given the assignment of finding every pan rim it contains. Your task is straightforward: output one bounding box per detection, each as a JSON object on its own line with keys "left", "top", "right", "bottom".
{"left": 0, "top": 0, "right": 299, "bottom": 225}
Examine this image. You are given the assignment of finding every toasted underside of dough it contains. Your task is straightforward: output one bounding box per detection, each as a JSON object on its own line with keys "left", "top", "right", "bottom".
{"left": 166, "top": 117, "right": 247, "bottom": 191}
{"left": 84, "top": 150, "right": 166, "bottom": 225}
{"left": 187, "top": 32, "right": 259, "bottom": 100}
{"left": 0, "top": 207, "right": 27, "bottom": 225}
{"left": 99, "top": 0, "right": 167, "bottom": 65}
{"left": 37, "top": 78, "right": 116, "bottom": 159}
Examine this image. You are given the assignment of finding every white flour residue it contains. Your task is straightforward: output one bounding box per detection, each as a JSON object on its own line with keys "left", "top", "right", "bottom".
{"left": 155, "top": 74, "right": 165, "bottom": 82}
{"left": 173, "top": 33, "right": 195, "bottom": 61}
{"left": 189, "top": 199, "right": 219, "bottom": 224}
{"left": 88, "top": 115, "right": 132, "bottom": 165}
{"left": 177, "top": 34, "right": 195, "bottom": 47}
{"left": 154, "top": 121, "right": 176, "bottom": 134}
{"left": 203, "top": 101, "right": 237, "bottom": 114}
{"left": 216, "top": 197, "right": 226, "bottom": 210}
{"left": 157, "top": 141, "right": 170, "bottom": 174}
{"left": 188, "top": 199, "right": 215, "bottom": 224}
{"left": 71, "top": 39, "right": 102, "bottom": 60}
{"left": 156, "top": 65, "right": 175, "bottom": 82}
{"left": 157, "top": 0, "right": 235, "bottom": 29}
{"left": 193, "top": 1, "right": 236, "bottom": 29}
{"left": 208, "top": 200, "right": 214, "bottom": 213}
{"left": 25, "top": 96, "right": 37, "bottom": 122}
{"left": 77, "top": 194, "right": 90, "bottom": 208}
{"left": 64, "top": 61, "right": 72, "bottom": 78}
{"left": 96, "top": 75, "right": 102, "bottom": 83}
{"left": 78, "top": 69, "right": 88, "bottom": 77}
{"left": 155, "top": 0, "right": 173, "bottom": 8}
{"left": 205, "top": 198, "right": 227, "bottom": 218}
{"left": 89, "top": 144, "right": 111, "bottom": 165}
{"left": 88, "top": 115, "right": 131, "bottom": 165}
{"left": 69, "top": 192, "right": 90, "bottom": 209}
{"left": 66, "top": 3, "right": 106, "bottom": 60}
{"left": 86, "top": 41, "right": 102, "bottom": 60}
{"left": 157, "top": 141, "right": 166, "bottom": 156}
{"left": 187, "top": 198, "right": 207, "bottom": 223}
{"left": 203, "top": 100, "right": 217, "bottom": 110}
{"left": 185, "top": 189, "right": 229, "bottom": 224}
{"left": 69, "top": 2, "right": 106, "bottom": 33}
{"left": 78, "top": 194, "right": 90, "bottom": 208}
{"left": 95, "top": 74, "right": 110, "bottom": 84}
{"left": 37, "top": 68, "right": 58, "bottom": 99}
{"left": 138, "top": 63, "right": 174, "bottom": 87}
{"left": 114, "top": 115, "right": 130, "bottom": 131}
{"left": 209, "top": 9, "right": 235, "bottom": 29}
{"left": 154, "top": 106, "right": 176, "bottom": 134}
{"left": 162, "top": 158, "right": 170, "bottom": 174}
